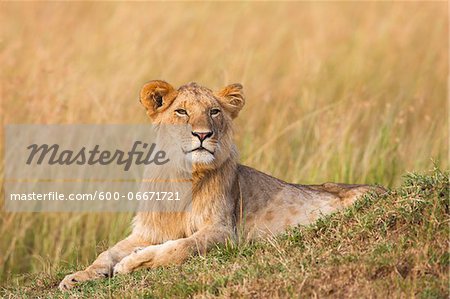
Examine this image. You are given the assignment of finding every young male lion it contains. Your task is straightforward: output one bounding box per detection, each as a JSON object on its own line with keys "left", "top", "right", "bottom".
{"left": 59, "top": 81, "right": 383, "bottom": 290}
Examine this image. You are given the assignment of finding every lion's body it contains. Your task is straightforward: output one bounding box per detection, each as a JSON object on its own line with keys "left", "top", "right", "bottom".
{"left": 237, "top": 165, "right": 377, "bottom": 238}
{"left": 59, "top": 81, "right": 384, "bottom": 291}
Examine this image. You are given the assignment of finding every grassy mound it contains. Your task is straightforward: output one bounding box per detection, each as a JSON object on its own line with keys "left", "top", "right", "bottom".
{"left": 2, "top": 168, "right": 448, "bottom": 298}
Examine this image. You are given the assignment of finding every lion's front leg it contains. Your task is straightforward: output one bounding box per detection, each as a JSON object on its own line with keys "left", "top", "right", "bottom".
{"left": 59, "top": 234, "right": 150, "bottom": 291}
{"left": 113, "top": 226, "right": 232, "bottom": 275}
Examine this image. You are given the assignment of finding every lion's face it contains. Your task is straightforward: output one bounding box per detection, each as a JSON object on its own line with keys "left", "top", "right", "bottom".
{"left": 139, "top": 81, "right": 245, "bottom": 171}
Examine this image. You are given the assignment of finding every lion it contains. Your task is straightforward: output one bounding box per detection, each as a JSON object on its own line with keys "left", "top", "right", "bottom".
{"left": 59, "top": 80, "right": 384, "bottom": 290}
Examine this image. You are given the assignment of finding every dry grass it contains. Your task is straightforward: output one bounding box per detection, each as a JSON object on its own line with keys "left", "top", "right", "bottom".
{"left": 0, "top": 1, "right": 448, "bottom": 295}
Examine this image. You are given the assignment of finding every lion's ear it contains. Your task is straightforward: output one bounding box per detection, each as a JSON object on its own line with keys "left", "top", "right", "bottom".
{"left": 216, "top": 83, "right": 245, "bottom": 119}
{"left": 140, "top": 80, "right": 178, "bottom": 118}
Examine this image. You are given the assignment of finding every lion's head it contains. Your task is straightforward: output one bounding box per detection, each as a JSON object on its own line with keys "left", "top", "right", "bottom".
{"left": 139, "top": 80, "right": 245, "bottom": 172}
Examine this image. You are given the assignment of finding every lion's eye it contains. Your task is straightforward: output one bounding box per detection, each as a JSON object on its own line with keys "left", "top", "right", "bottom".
{"left": 210, "top": 108, "right": 221, "bottom": 116}
{"left": 175, "top": 109, "right": 188, "bottom": 116}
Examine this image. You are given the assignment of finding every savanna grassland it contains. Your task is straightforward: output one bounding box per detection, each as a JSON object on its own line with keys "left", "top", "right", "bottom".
{"left": 0, "top": 2, "right": 448, "bottom": 298}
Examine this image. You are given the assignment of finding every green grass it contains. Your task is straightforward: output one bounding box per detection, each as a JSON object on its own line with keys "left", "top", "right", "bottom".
{"left": 2, "top": 167, "right": 448, "bottom": 298}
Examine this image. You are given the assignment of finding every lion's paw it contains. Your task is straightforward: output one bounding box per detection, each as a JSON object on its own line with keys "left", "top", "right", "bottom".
{"left": 59, "top": 271, "right": 87, "bottom": 291}
{"left": 113, "top": 257, "right": 134, "bottom": 275}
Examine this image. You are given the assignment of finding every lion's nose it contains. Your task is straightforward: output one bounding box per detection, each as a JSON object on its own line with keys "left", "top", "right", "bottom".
{"left": 192, "top": 131, "right": 213, "bottom": 142}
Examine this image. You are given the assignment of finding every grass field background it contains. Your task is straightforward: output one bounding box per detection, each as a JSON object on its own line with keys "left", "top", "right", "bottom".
{"left": 0, "top": 1, "right": 448, "bottom": 291}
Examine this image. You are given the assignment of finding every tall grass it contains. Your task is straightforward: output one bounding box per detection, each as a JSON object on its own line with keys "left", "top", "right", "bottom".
{"left": 0, "top": 2, "right": 447, "bottom": 284}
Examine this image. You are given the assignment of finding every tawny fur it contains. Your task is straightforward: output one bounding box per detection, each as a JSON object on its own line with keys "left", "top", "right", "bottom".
{"left": 59, "top": 81, "right": 384, "bottom": 291}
